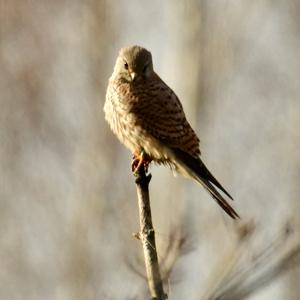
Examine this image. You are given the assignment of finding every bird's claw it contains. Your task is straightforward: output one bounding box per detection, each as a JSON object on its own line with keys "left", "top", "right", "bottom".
{"left": 131, "top": 157, "right": 143, "bottom": 174}
{"left": 131, "top": 151, "right": 152, "bottom": 175}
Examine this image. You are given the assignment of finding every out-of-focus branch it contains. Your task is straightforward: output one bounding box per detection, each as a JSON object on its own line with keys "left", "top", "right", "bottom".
{"left": 205, "top": 223, "right": 300, "bottom": 300}
{"left": 135, "top": 165, "right": 167, "bottom": 300}
{"left": 210, "top": 243, "right": 300, "bottom": 300}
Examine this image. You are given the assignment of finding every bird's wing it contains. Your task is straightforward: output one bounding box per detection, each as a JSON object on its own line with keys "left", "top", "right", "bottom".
{"left": 129, "top": 76, "right": 239, "bottom": 219}
{"left": 131, "top": 77, "right": 201, "bottom": 158}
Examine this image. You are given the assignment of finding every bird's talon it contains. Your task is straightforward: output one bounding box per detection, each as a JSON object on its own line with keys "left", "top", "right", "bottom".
{"left": 131, "top": 158, "right": 139, "bottom": 173}
{"left": 131, "top": 152, "right": 152, "bottom": 174}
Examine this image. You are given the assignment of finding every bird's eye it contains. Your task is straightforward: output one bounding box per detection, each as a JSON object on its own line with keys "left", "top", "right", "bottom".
{"left": 124, "top": 62, "right": 128, "bottom": 70}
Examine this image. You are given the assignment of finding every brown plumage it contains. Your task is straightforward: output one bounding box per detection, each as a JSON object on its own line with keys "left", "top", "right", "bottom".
{"left": 104, "top": 45, "right": 239, "bottom": 219}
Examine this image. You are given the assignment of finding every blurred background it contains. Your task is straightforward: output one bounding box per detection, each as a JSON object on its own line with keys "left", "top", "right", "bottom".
{"left": 1, "top": 1, "right": 300, "bottom": 299}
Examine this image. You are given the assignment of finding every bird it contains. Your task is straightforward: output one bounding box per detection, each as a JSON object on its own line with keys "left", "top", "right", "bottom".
{"left": 104, "top": 45, "right": 239, "bottom": 219}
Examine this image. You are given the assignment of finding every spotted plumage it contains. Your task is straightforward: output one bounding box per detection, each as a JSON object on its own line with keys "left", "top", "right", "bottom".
{"left": 104, "top": 45, "right": 239, "bottom": 219}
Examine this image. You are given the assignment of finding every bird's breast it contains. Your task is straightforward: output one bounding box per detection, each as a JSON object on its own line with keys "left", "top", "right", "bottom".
{"left": 104, "top": 79, "right": 172, "bottom": 162}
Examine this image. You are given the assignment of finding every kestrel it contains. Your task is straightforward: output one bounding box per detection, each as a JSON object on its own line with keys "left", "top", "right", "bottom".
{"left": 104, "top": 45, "right": 239, "bottom": 219}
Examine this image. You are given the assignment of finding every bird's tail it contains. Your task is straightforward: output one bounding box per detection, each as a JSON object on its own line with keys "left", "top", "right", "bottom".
{"left": 171, "top": 148, "right": 240, "bottom": 219}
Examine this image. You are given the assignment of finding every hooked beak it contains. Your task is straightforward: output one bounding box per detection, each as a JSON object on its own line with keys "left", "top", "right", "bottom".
{"left": 130, "top": 72, "right": 137, "bottom": 82}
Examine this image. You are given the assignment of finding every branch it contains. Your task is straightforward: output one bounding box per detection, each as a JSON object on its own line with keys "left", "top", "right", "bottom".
{"left": 205, "top": 223, "right": 300, "bottom": 300}
{"left": 135, "top": 165, "right": 167, "bottom": 300}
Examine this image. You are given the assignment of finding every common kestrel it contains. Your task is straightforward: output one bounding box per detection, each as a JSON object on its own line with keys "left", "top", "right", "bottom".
{"left": 104, "top": 45, "right": 239, "bottom": 219}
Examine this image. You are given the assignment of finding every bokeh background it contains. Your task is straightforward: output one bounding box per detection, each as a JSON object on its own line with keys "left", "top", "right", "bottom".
{"left": 1, "top": 1, "right": 300, "bottom": 299}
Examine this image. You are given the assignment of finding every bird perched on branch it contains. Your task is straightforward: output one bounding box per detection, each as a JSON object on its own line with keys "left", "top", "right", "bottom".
{"left": 104, "top": 45, "right": 239, "bottom": 219}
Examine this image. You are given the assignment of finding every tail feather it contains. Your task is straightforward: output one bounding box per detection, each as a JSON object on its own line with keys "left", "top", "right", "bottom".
{"left": 197, "top": 159, "right": 234, "bottom": 200}
{"left": 196, "top": 177, "right": 240, "bottom": 219}
{"left": 171, "top": 148, "right": 240, "bottom": 219}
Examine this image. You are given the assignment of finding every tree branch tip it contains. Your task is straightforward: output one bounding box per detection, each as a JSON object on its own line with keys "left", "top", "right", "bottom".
{"left": 134, "top": 171, "right": 152, "bottom": 185}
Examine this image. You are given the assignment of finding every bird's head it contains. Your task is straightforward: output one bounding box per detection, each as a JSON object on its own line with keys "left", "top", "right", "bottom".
{"left": 113, "top": 45, "right": 154, "bottom": 83}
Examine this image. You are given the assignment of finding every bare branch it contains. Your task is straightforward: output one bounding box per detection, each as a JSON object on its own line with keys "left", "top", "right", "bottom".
{"left": 135, "top": 165, "right": 167, "bottom": 300}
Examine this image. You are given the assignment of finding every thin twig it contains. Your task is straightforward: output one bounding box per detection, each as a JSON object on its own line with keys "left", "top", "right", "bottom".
{"left": 135, "top": 165, "right": 167, "bottom": 300}
{"left": 206, "top": 224, "right": 300, "bottom": 300}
